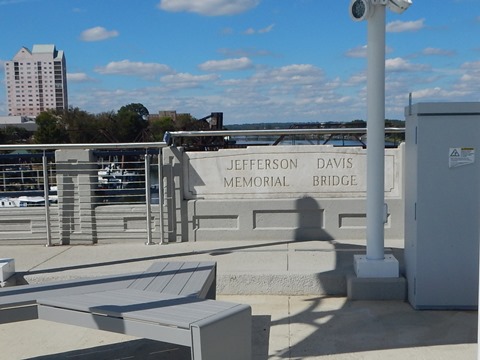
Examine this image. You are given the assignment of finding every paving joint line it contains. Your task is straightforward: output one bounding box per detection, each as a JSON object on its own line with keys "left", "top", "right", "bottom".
{"left": 27, "top": 246, "right": 73, "bottom": 272}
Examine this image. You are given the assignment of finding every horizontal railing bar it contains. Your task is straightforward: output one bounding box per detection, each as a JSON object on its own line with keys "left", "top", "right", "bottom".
{"left": 165, "top": 127, "right": 405, "bottom": 139}
{"left": 0, "top": 142, "right": 167, "bottom": 151}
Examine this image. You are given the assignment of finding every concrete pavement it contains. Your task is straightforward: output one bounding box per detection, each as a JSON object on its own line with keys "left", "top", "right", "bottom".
{"left": 0, "top": 239, "right": 477, "bottom": 359}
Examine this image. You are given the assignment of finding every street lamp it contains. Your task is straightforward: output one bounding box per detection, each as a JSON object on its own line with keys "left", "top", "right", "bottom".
{"left": 349, "top": 0, "right": 412, "bottom": 278}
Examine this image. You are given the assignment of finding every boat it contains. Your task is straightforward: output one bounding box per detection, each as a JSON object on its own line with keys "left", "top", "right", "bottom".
{"left": 0, "top": 195, "right": 58, "bottom": 208}
{"left": 97, "top": 163, "right": 141, "bottom": 190}
{"left": 0, "top": 198, "right": 17, "bottom": 208}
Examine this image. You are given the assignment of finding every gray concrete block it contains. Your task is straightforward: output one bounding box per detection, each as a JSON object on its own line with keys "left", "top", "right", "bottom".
{"left": 347, "top": 275, "right": 407, "bottom": 301}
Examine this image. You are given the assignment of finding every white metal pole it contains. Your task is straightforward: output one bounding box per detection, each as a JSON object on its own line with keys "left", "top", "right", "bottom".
{"left": 42, "top": 152, "right": 52, "bottom": 247}
{"left": 145, "top": 153, "right": 153, "bottom": 245}
{"left": 366, "top": 4, "right": 386, "bottom": 261}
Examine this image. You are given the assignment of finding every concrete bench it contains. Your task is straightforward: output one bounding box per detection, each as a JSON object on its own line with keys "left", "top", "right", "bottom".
{"left": 0, "top": 261, "right": 252, "bottom": 359}
{"left": 37, "top": 289, "right": 251, "bottom": 360}
{"left": 0, "top": 261, "right": 216, "bottom": 323}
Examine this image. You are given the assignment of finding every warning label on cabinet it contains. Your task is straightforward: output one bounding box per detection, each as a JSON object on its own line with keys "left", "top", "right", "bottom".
{"left": 449, "top": 147, "right": 475, "bottom": 168}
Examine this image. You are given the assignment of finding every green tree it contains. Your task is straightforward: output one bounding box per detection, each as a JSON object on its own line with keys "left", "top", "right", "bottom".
{"left": 174, "top": 114, "right": 206, "bottom": 131}
{"left": 349, "top": 120, "right": 367, "bottom": 128}
{"left": 59, "top": 107, "right": 99, "bottom": 143}
{"left": 118, "top": 103, "right": 149, "bottom": 119}
{"left": 34, "top": 111, "right": 70, "bottom": 144}
{"left": 95, "top": 111, "right": 119, "bottom": 142}
{"left": 0, "top": 126, "right": 32, "bottom": 144}
{"left": 115, "top": 103, "right": 149, "bottom": 142}
{"left": 148, "top": 116, "right": 175, "bottom": 142}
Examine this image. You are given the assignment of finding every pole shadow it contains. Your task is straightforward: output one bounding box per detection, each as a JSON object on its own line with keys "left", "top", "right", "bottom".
{"left": 268, "top": 240, "right": 476, "bottom": 358}
{"left": 27, "top": 338, "right": 190, "bottom": 360}
{"left": 26, "top": 315, "right": 270, "bottom": 360}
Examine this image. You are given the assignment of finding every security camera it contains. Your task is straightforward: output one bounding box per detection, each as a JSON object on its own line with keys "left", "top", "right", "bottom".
{"left": 387, "top": 0, "right": 412, "bottom": 14}
{"left": 349, "top": 0, "right": 374, "bottom": 22}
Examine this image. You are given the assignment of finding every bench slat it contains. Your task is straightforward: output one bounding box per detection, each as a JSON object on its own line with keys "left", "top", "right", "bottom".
{"left": 128, "top": 261, "right": 216, "bottom": 299}
{"left": 0, "top": 272, "right": 143, "bottom": 309}
{"left": 178, "top": 262, "right": 216, "bottom": 299}
{"left": 126, "top": 262, "right": 170, "bottom": 291}
{"left": 37, "top": 289, "right": 245, "bottom": 330}
{"left": 128, "top": 262, "right": 184, "bottom": 292}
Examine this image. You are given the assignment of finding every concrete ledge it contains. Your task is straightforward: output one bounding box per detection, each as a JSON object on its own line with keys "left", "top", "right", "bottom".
{"left": 347, "top": 275, "right": 407, "bottom": 301}
{"left": 218, "top": 273, "right": 349, "bottom": 296}
{"left": 0, "top": 258, "right": 15, "bottom": 284}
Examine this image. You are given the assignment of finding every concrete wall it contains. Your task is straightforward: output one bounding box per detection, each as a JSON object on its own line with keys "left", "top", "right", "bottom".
{"left": 94, "top": 204, "right": 162, "bottom": 243}
{"left": 0, "top": 205, "right": 162, "bottom": 246}
{"left": 163, "top": 144, "right": 405, "bottom": 242}
{"left": 0, "top": 207, "right": 60, "bottom": 245}
{"left": 0, "top": 144, "right": 405, "bottom": 244}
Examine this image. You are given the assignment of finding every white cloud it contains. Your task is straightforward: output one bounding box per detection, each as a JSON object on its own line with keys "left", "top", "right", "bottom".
{"left": 387, "top": 19, "right": 424, "bottom": 33}
{"left": 458, "top": 61, "right": 480, "bottom": 88}
{"left": 160, "top": 73, "right": 220, "bottom": 89}
{"left": 345, "top": 45, "right": 368, "bottom": 58}
{"left": 347, "top": 73, "right": 367, "bottom": 86}
{"left": 95, "top": 60, "right": 174, "bottom": 79}
{"left": 265, "top": 64, "right": 324, "bottom": 84}
{"left": 0, "top": 0, "right": 29, "bottom": 5}
{"left": 411, "top": 87, "right": 452, "bottom": 99}
{"left": 408, "top": 61, "right": 480, "bottom": 102}
{"left": 245, "top": 23, "right": 275, "bottom": 35}
{"left": 218, "top": 64, "right": 326, "bottom": 98}
{"left": 80, "top": 26, "right": 119, "bottom": 42}
{"left": 67, "top": 72, "right": 95, "bottom": 83}
{"left": 460, "top": 61, "right": 480, "bottom": 71}
{"left": 421, "top": 47, "right": 455, "bottom": 56}
{"left": 259, "top": 24, "right": 274, "bottom": 34}
{"left": 161, "top": 73, "right": 219, "bottom": 83}
{"left": 198, "top": 57, "right": 253, "bottom": 71}
{"left": 218, "top": 48, "right": 275, "bottom": 58}
{"left": 345, "top": 45, "right": 393, "bottom": 58}
{"left": 386, "top": 57, "right": 429, "bottom": 72}
{"left": 158, "top": 0, "right": 260, "bottom": 16}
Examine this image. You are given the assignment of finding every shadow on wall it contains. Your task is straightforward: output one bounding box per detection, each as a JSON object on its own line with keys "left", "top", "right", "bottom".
{"left": 294, "top": 196, "right": 334, "bottom": 241}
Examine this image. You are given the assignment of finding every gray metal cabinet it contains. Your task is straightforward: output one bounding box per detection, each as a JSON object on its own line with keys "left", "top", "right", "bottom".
{"left": 405, "top": 102, "right": 480, "bottom": 309}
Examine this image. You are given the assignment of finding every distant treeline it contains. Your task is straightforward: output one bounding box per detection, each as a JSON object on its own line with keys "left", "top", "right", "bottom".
{"left": 225, "top": 119, "right": 405, "bottom": 130}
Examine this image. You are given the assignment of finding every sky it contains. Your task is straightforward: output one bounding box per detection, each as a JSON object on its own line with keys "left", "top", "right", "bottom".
{"left": 0, "top": 0, "right": 479, "bottom": 125}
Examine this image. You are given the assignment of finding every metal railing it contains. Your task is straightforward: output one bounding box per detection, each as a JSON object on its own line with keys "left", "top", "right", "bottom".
{"left": 0, "top": 128, "right": 406, "bottom": 246}
{"left": 0, "top": 143, "right": 167, "bottom": 246}
{"left": 164, "top": 127, "right": 405, "bottom": 148}
{"left": 166, "top": 127, "right": 405, "bottom": 138}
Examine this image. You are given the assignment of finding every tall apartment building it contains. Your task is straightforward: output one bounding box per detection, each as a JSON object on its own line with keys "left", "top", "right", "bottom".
{"left": 4, "top": 44, "right": 68, "bottom": 117}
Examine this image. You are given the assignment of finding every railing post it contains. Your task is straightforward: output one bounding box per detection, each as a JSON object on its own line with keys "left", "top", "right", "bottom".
{"left": 168, "top": 156, "right": 176, "bottom": 241}
{"left": 43, "top": 151, "right": 52, "bottom": 247}
{"left": 158, "top": 148, "right": 166, "bottom": 244}
{"left": 144, "top": 152, "right": 154, "bottom": 245}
